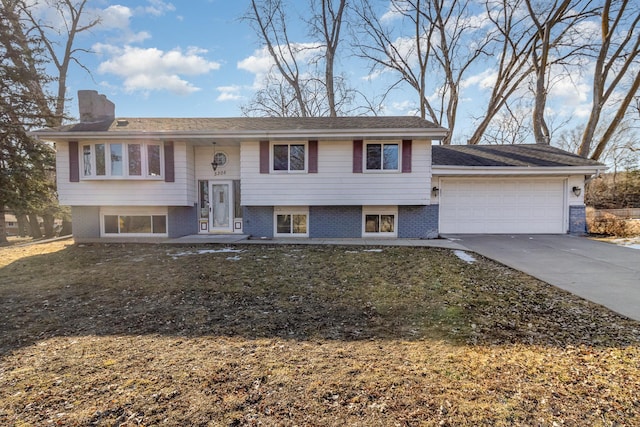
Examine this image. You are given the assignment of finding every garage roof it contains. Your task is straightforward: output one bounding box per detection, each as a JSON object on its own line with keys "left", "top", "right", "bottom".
{"left": 432, "top": 144, "right": 603, "bottom": 167}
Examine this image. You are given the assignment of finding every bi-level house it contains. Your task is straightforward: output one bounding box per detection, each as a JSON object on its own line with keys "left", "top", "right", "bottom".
{"left": 35, "top": 91, "right": 605, "bottom": 241}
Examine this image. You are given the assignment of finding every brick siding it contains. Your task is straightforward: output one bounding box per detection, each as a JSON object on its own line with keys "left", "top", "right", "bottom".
{"left": 398, "top": 205, "right": 439, "bottom": 239}
{"left": 309, "top": 206, "right": 362, "bottom": 238}
{"left": 569, "top": 205, "right": 587, "bottom": 235}
{"left": 168, "top": 205, "right": 198, "bottom": 237}
{"left": 243, "top": 206, "right": 274, "bottom": 238}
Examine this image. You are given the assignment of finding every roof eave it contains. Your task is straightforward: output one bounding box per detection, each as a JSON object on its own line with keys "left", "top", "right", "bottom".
{"left": 32, "top": 127, "right": 449, "bottom": 142}
{"left": 432, "top": 165, "right": 608, "bottom": 175}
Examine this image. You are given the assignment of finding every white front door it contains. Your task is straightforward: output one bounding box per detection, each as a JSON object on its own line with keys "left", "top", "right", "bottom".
{"left": 210, "top": 181, "right": 233, "bottom": 232}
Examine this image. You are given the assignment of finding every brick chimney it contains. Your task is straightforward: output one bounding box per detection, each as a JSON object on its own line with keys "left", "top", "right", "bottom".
{"left": 78, "top": 90, "right": 115, "bottom": 123}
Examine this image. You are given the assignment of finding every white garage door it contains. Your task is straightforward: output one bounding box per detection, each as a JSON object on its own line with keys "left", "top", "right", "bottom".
{"left": 439, "top": 178, "right": 566, "bottom": 234}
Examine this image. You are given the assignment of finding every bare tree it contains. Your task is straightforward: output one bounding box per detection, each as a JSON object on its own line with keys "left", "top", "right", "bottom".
{"left": 307, "top": 0, "right": 347, "bottom": 117}
{"left": 22, "top": 0, "right": 100, "bottom": 126}
{"left": 246, "top": 0, "right": 311, "bottom": 116}
{"left": 354, "top": 0, "right": 489, "bottom": 143}
{"left": 578, "top": 0, "right": 640, "bottom": 160}
{"left": 244, "top": 0, "right": 354, "bottom": 117}
{"left": 354, "top": 0, "right": 437, "bottom": 123}
{"left": 465, "top": 0, "right": 538, "bottom": 145}
{"left": 481, "top": 99, "right": 534, "bottom": 145}
{"left": 1, "top": 0, "right": 99, "bottom": 238}
{"left": 524, "top": 0, "right": 599, "bottom": 145}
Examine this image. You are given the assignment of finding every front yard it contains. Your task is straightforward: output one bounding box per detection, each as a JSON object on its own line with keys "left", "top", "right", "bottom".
{"left": 1, "top": 239, "right": 639, "bottom": 426}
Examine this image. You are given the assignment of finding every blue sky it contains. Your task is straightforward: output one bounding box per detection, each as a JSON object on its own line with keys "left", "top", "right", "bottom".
{"left": 63, "top": 0, "right": 258, "bottom": 118}
{"left": 36, "top": 0, "right": 623, "bottom": 147}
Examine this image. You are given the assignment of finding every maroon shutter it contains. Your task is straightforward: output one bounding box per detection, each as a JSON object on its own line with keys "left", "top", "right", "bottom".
{"left": 353, "top": 140, "right": 363, "bottom": 173}
{"left": 308, "top": 140, "right": 318, "bottom": 173}
{"left": 164, "top": 141, "right": 175, "bottom": 182}
{"left": 69, "top": 141, "right": 79, "bottom": 182}
{"left": 402, "top": 139, "right": 412, "bottom": 173}
{"left": 259, "top": 140, "right": 269, "bottom": 174}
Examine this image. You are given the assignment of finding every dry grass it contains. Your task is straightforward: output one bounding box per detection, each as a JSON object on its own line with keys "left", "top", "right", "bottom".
{"left": 1, "top": 239, "right": 639, "bottom": 426}
{"left": 586, "top": 208, "right": 640, "bottom": 237}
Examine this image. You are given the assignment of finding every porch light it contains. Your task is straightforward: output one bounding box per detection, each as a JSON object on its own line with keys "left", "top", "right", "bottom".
{"left": 211, "top": 142, "right": 218, "bottom": 171}
{"left": 432, "top": 186, "right": 439, "bottom": 196}
{"left": 572, "top": 186, "right": 582, "bottom": 197}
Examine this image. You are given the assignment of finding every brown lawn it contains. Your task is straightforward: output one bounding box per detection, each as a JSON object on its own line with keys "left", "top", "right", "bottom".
{"left": 1, "top": 239, "right": 639, "bottom": 426}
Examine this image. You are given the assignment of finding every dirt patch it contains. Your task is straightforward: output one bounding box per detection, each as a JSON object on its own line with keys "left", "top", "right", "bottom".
{"left": 1, "top": 240, "right": 639, "bottom": 425}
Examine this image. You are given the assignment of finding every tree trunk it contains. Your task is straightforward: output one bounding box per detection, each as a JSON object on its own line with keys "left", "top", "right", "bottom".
{"left": 0, "top": 208, "right": 7, "bottom": 244}
{"left": 42, "top": 213, "right": 55, "bottom": 238}
{"left": 17, "top": 214, "right": 29, "bottom": 237}
{"left": 60, "top": 219, "right": 72, "bottom": 236}
{"left": 28, "top": 214, "right": 42, "bottom": 238}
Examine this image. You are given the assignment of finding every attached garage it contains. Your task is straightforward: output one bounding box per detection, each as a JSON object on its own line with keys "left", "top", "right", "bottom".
{"left": 432, "top": 144, "right": 607, "bottom": 235}
{"left": 438, "top": 177, "right": 566, "bottom": 234}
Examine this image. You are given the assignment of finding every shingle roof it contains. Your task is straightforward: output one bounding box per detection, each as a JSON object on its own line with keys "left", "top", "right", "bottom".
{"left": 432, "top": 144, "right": 603, "bottom": 168}
{"left": 43, "top": 116, "right": 445, "bottom": 133}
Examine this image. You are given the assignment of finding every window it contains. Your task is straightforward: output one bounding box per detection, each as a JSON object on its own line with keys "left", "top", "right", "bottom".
{"left": 363, "top": 207, "right": 397, "bottom": 237}
{"left": 272, "top": 143, "right": 306, "bottom": 172}
{"left": 103, "top": 214, "right": 167, "bottom": 235}
{"left": 365, "top": 143, "right": 399, "bottom": 171}
{"left": 82, "top": 142, "right": 163, "bottom": 179}
{"left": 274, "top": 207, "right": 309, "bottom": 236}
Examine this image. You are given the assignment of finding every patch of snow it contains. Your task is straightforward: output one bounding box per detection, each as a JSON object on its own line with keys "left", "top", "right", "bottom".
{"left": 170, "top": 248, "right": 245, "bottom": 259}
{"left": 610, "top": 237, "right": 640, "bottom": 250}
{"left": 226, "top": 256, "right": 242, "bottom": 261}
{"left": 454, "top": 250, "right": 476, "bottom": 264}
{"left": 363, "top": 249, "right": 383, "bottom": 253}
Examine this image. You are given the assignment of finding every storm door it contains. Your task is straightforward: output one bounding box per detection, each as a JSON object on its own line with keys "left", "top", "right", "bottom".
{"left": 210, "top": 181, "right": 233, "bottom": 232}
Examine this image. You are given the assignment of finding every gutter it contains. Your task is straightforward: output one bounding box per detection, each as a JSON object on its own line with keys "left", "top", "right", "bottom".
{"left": 432, "top": 165, "right": 608, "bottom": 176}
{"left": 31, "top": 127, "right": 449, "bottom": 142}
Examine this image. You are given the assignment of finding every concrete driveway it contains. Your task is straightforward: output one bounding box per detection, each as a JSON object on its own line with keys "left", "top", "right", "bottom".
{"left": 450, "top": 234, "right": 640, "bottom": 322}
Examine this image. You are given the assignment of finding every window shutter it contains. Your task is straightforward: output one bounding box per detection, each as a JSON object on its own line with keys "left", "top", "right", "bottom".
{"left": 308, "top": 140, "right": 318, "bottom": 173}
{"left": 260, "top": 140, "right": 269, "bottom": 174}
{"left": 402, "top": 139, "right": 412, "bottom": 173}
{"left": 69, "top": 141, "right": 79, "bottom": 182}
{"left": 164, "top": 141, "right": 175, "bottom": 182}
{"left": 353, "top": 140, "right": 363, "bottom": 173}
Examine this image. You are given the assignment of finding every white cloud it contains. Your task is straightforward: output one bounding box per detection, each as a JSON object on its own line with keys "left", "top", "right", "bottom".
{"left": 237, "top": 43, "right": 322, "bottom": 92}
{"left": 95, "top": 45, "right": 220, "bottom": 95}
{"left": 238, "top": 48, "right": 274, "bottom": 75}
{"left": 216, "top": 85, "right": 243, "bottom": 101}
{"left": 98, "top": 5, "right": 132, "bottom": 30}
{"left": 461, "top": 68, "right": 498, "bottom": 90}
{"left": 380, "top": 1, "right": 412, "bottom": 23}
{"left": 138, "top": 0, "right": 176, "bottom": 17}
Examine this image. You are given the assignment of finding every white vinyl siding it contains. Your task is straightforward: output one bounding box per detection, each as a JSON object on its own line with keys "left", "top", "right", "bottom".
{"left": 57, "top": 141, "right": 195, "bottom": 206}
{"left": 439, "top": 178, "right": 566, "bottom": 234}
{"left": 194, "top": 145, "right": 241, "bottom": 181}
{"left": 241, "top": 139, "right": 432, "bottom": 206}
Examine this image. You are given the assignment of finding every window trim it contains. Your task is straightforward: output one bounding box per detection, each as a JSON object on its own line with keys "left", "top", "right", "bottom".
{"left": 270, "top": 141, "right": 308, "bottom": 173}
{"left": 362, "top": 206, "right": 398, "bottom": 237}
{"left": 81, "top": 141, "right": 164, "bottom": 180}
{"left": 273, "top": 206, "right": 309, "bottom": 237}
{"left": 363, "top": 141, "right": 401, "bottom": 173}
